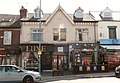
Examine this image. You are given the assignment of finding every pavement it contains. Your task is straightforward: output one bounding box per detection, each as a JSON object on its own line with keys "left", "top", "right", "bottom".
{"left": 41, "top": 70, "right": 115, "bottom": 82}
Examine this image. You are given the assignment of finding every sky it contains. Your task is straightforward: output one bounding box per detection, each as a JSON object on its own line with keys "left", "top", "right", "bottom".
{"left": 0, "top": 0, "right": 120, "bottom": 15}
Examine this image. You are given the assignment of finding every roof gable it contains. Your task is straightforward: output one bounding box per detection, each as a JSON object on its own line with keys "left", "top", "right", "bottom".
{"left": 45, "top": 5, "right": 74, "bottom": 24}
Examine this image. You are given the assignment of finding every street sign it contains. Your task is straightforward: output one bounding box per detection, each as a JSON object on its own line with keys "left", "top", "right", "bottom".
{"left": 38, "top": 50, "right": 42, "bottom": 55}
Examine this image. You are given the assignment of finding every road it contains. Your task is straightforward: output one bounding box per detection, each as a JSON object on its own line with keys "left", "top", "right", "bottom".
{"left": 45, "top": 77, "right": 120, "bottom": 83}
{"left": 0, "top": 77, "right": 119, "bottom": 83}
{"left": 0, "top": 81, "right": 21, "bottom": 83}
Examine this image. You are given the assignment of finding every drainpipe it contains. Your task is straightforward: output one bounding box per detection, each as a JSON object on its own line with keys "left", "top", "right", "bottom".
{"left": 68, "top": 44, "right": 72, "bottom": 70}
{"left": 94, "top": 22, "right": 98, "bottom": 64}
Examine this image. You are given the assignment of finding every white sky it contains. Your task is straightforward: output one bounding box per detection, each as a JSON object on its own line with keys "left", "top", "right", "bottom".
{"left": 0, "top": 0, "right": 120, "bottom": 14}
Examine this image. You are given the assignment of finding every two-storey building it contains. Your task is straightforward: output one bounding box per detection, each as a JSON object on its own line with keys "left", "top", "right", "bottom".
{"left": 0, "top": 14, "right": 21, "bottom": 66}
{"left": 20, "top": 5, "right": 98, "bottom": 71}
{"left": 91, "top": 7, "right": 120, "bottom": 69}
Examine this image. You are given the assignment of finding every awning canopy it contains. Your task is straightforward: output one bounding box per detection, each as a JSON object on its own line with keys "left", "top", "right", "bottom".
{"left": 101, "top": 45, "right": 120, "bottom": 49}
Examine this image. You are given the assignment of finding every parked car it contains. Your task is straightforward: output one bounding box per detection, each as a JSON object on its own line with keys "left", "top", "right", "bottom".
{"left": 115, "top": 65, "right": 120, "bottom": 78}
{"left": 0, "top": 65, "right": 41, "bottom": 83}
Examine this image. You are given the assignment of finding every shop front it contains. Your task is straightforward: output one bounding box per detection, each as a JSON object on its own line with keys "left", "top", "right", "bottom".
{"left": 21, "top": 44, "right": 53, "bottom": 71}
{"left": 21, "top": 44, "right": 69, "bottom": 72}
{"left": 70, "top": 43, "right": 108, "bottom": 74}
{"left": 52, "top": 44, "right": 69, "bottom": 71}
{"left": 52, "top": 44, "right": 69, "bottom": 76}
{"left": 0, "top": 47, "right": 20, "bottom": 66}
{"left": 0, "top": 49, "right": 7, "bottom": 65}
{"left": 100, "top": 39, "right": 120, "bottom": 70}
{"left": 52, "top": 52, "right": 68, "bottom": 71}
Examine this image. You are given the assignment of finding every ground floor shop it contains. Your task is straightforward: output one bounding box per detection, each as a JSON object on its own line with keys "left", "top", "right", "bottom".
{"left": 20, "top": 43, "right": 104, "bottom": 73}
{"left": 100, "top": 45, "right": 120, "bottom": 70}
{"left": 69, "top": 43, "right": 109, "bottom": 73}
{"left": 20, "top": 44, "right": 69, "bottom": 71}
{"left": 105, "top": 49, "right": 120, "bottom": 70}
{"left": 0, "top": 46, "right": 21, "bottom": 66}
{"left": 100, "top": 39, "right": 120, "bottom": 70}
{"left": 0, "top": 43, "right": 119, "bottom": 72}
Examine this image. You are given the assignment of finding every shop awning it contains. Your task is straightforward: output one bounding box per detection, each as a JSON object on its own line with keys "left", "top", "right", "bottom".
{"left": 101, "top": 45, "right": 120, "bottom": 49}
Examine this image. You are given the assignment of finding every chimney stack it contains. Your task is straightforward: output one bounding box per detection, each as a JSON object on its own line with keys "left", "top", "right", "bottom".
{"left": 20, "top": 6, "right": 27, "bottom": 19}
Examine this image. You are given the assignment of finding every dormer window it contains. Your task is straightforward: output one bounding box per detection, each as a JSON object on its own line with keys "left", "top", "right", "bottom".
{"left": 1, "top": 18, "right": 12, "bottom": 22}
{"left": 73, "top": 7, "right": 84, "bottom": 21}
{"left": 104, "top": 12, "right": 112, "bottom": 17}
{"left": 100, "top": 7, "right": 113, "bottom": 20}
{"left": 74, "top": 9, "right": 83, "bottom": 18}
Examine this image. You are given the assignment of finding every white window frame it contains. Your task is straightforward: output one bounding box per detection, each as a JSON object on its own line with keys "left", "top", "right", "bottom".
{"left": 104, "top": 12, "right": 112, "bottom": 17}
{"left": 31, "top": 29, "right": 43, "bottom": 41}
{"left": 3, "top": 31, "right": 12, "bottom": 45}
{"left": 76, "top": 28, "right": 89, "bottom": 41}
{"left": 53, "top": 28, "right": 66, "bottom": 41}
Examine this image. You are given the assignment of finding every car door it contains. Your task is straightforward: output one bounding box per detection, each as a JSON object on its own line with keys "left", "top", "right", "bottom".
{"left": 0, "top": 66, "right": 7, "bottom": 81}
{"left": 10, "top": 66, "right": 24, "bottom": 81}
{"left": 5, "top": 66, "right": 24, "bottom": 81}
{"left": 5, "top": 66, "right": 14, "bottom": 81}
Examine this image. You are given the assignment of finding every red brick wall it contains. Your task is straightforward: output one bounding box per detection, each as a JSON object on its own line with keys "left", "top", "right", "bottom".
{"left": 0, "top": 29, "right": 20, "bottom": 47}
{"left": 12, "top": 30, "right": 20, "bottom": 45}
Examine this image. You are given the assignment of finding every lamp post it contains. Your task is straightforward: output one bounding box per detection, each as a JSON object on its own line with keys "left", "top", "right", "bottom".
{"left": 38, "top": 0, "right": 42, "bottom": 75}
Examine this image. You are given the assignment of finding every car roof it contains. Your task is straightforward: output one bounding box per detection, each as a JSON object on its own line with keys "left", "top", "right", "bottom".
{"left": 0, "top": 65, "right": 17, "bottom": 67}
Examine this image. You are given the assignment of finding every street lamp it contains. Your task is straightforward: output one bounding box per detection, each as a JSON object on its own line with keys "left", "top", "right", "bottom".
{"left": 38, "top": 0, "right": 42, "bottom": 75}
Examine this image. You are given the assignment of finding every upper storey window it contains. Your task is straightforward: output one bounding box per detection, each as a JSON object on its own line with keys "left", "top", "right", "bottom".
{"left": 31, "top": 29, "right": 43, "bottom": 41}
{"left": 53, "top": 28, "right": 66, "bottom": 41}
{"left": 3, "top": 31, "right": 12, "bottom": 45}
{"left": 104, "top": 12, "right": 112, "bottom": 17}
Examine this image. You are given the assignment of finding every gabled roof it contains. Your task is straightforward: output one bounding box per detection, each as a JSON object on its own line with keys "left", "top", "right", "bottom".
{"left": 21, "top": 6, "right": 96, "bottom": 22}
{"left": 45, "top": 5, "right": 74, "bottom": 24}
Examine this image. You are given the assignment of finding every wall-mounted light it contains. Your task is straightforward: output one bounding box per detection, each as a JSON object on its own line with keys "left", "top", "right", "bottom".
{"left": 100, "top": 33, "right": 102, "bottom": 37}
{"left": 76, "top": 43, "right": 78, "bottom": 46}
{"left": 0, "top": 36, "right": 3, "bottom": 39}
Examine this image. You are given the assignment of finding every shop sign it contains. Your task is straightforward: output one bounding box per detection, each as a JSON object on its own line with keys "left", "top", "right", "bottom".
{"left": 79, "top": 66, "right": 83, "bottom": 71}
{"left": 38, "top": 50, "right": 42, "bottom": 55}
{"left": 58, "top": 47, "right": 63, "bottom": 52}
{"left": 100, "top": 39, "right": 120, "bottom": 44}
{"left": 0, "top": 50, "right": 6, "bottom": 55}
{"left": 25, "top": 46, "right": 45, "bottom": 52}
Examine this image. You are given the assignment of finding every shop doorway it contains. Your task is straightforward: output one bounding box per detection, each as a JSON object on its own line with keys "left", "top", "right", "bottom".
{"left": 41, "top": 54, "right": 52, "bottom": 70}
{"left": 52, "top": 55, "right": 63, "bottom": 70}
{"left": 52, "top": 52, "right": 68, "bottom": 70}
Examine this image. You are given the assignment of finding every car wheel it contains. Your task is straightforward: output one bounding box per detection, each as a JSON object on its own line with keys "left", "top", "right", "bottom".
{"left": 115, "top": 73, "right": 120, "bottom": 78}
{"left": 23, "top": 76, "right": 34, "bottom": 83}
